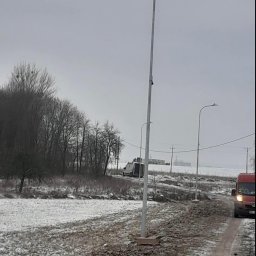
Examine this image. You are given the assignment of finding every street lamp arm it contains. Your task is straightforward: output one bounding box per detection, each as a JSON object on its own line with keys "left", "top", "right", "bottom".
{"left": 195, "top": 103, "right": 218, "bottom": 201}
{"left": 199, "top": 103, "right": 217, "bottom": 115}
{"left": 198, "top": 103, "right": 218, "bottom": 123}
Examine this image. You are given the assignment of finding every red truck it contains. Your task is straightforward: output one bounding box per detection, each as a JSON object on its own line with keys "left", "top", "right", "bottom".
{"left": 232, "top": 173, "right": 255, "bottom": 218}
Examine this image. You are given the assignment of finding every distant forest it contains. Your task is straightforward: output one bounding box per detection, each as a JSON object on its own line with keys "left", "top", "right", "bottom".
{"left": 0, "top": 63, "right": 123, "bottom": 192}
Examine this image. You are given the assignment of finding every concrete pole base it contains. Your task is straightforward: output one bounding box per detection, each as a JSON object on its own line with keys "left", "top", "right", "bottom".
{"left": 137, "top": 236, "right": 160, "bottom": 246}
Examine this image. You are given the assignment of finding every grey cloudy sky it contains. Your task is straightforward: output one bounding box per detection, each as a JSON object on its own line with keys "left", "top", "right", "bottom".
{"left": 0, "top": 0, "right": 255, "bottom": 169}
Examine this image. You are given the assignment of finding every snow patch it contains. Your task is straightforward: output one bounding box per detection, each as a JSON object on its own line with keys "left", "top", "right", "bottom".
{"left": 0, "top": 199, "right": 156, "bottom": 232}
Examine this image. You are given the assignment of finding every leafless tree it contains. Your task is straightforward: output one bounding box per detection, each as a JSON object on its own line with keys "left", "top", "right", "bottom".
{"left": 102, "top": 122, "right": 122, "bottom": 176}
{"left": 0, "top": 63, "right": 55, "bottom": 191}
{"left": 0, "top": 63, "right": 124, "bottom": 191}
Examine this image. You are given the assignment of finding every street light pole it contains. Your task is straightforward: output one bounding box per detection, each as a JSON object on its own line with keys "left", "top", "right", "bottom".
{"left": 139, "top": 122, "right": 148, "bottom": 181}
{"left": 141, "top": 0, "right": 156, "bottom": 238}
{"left": 195, "top": 103, "right": 218, "bottom": 201}
{"left": 170, "top": 146, "right": 174, "bottom": 174}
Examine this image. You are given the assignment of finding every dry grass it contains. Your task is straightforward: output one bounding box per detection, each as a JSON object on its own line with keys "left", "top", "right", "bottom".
{"left": 0, "top": 175, "right": 142, "bottom": 199}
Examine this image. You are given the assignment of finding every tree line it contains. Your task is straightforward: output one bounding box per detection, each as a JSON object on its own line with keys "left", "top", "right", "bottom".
{"left": 0, "top": 63, "right": 123, "bottom": 192}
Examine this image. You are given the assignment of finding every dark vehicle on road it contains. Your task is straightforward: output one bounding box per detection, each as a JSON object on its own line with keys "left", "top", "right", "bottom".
{"left": 123, "top": 162, "right": 144, "bottom": 178}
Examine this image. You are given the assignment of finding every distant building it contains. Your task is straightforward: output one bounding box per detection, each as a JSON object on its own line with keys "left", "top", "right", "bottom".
{"left": 133, "top": 157, "right": 166, "bottom": 165}
{"left": 173, "top": 157, "right": 191, "bottom": 167}
{"left": 148, "top": 158, "right": 165, "bottom": 165}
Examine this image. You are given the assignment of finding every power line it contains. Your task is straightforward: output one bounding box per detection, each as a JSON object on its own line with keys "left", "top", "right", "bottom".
{"left": 122, "top": 133, "right": 255, "bottom": 154}
{"left": 196, "top": 135, "right": 255, "bottom": 152}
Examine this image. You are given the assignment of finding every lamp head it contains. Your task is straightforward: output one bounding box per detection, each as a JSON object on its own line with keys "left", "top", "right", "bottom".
{"left": 211, "top": 103, "right": 218, "bottom": 107}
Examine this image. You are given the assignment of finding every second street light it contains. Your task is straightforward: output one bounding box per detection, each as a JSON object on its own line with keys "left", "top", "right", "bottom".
{"left": 194, "top": 103, "right": 218, "bottom": 201}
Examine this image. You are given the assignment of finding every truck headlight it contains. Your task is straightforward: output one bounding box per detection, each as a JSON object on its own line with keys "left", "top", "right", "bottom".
{"left": 236, "top": 195, "right": 243, "bottom": 202}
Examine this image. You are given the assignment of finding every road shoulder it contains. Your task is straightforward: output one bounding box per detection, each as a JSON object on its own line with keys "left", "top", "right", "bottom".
{"left": 210, "top": 217, "right": 241, "bottom": 256}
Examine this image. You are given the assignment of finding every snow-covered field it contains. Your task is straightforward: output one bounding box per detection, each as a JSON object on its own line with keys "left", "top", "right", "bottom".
{"left": 0, "top": 199, "right": 155, "bottom": 232}
{"left": 0, "top": 181, "right": 254, "bottom": 255}
{"left": 0, "top": 167, "right": 253, "bottom": 255}
{"left": 111, "top": 163, "right": 249, "bottom": 177}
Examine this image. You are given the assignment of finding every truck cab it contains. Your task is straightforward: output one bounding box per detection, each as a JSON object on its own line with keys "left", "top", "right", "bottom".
{"left": 123, "top": 162, "right": 144, "bottom": 178}
{"left": 231, "top": 173, "right": 255, "bottom": 218}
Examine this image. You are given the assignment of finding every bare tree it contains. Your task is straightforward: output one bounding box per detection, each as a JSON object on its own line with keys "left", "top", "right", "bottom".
{"left": 0, "top": 63, "right": 55, "bottom": 191}
{"left": 0, "top": 63, "right": 125, "bottom": 189}
{"left": 102, "top": 122, "right": 122, "bottom": 176}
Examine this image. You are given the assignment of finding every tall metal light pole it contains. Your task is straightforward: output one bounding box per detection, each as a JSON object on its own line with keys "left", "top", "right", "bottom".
{"left": 139, "top": 122, "right": 148, "bottom": 181}
{"left": 170, "top": 146, "right": 174, "bottom": 174}
{"left": 195, "top": 103, "right": 218, "bottom": 201}
{"left": 141, "top": 0, "right": 156, "bottom": 238}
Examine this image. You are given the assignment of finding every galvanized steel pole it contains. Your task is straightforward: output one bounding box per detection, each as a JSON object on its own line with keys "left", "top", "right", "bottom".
{"left": 141, "top": 0, "right": 156, "bottom": 238}
{"left": 139, "top": 122, "right": 147, "bottom": 182}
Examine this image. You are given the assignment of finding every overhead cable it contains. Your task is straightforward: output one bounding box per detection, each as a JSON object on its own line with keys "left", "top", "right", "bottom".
{"left": 121, "top": 133, "right": 255, "bottom": 154}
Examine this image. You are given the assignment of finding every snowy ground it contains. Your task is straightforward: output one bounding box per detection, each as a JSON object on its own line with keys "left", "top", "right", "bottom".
{"left": 0, "top": 190, "right": 255, "bottom": 255}
{"left": 232, "top": 218, "right": 255, "bottom": 256}
{"left": 0, "top": 199, "right": 222, "bottom": 256}
{"left": 116, "top": 171, "right": 236, "bottom": 199}
{"left": 0, "top": 167, "right": 254, "bottom": 255}
{"left": 1, "top": 198, "right": 249, "bottom": 256}
{"left": 0, "top": 199, "right": 156, "bottom": 232}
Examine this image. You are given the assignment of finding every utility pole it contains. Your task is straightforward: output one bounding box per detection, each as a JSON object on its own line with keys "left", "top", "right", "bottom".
{"left": 116, "top": 137, "right": 120, "bottom": 171}
{"left": 246, "top": 147, "right": 249, "bottom": 173}
{"left": 170, "top": 146, "right": 174, "bottom": 174}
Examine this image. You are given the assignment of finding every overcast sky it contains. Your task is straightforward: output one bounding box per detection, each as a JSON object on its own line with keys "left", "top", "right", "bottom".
{"left": 0, "top": 0, "right": 255, "bottom": 169}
